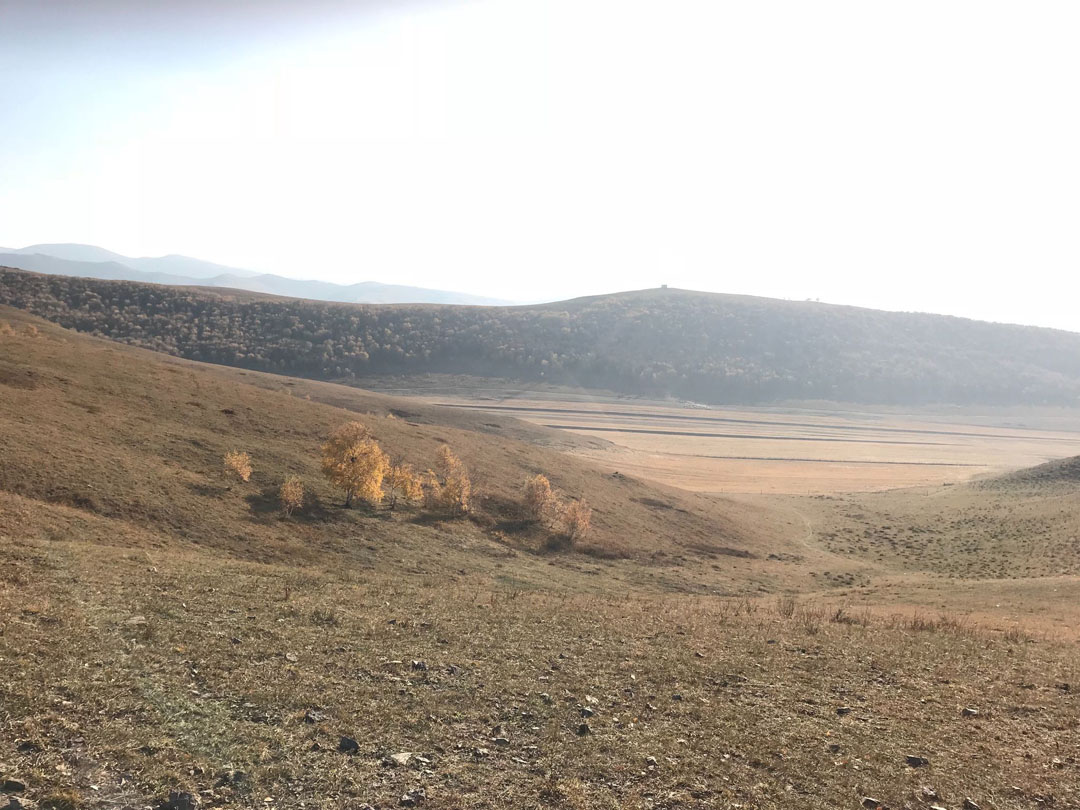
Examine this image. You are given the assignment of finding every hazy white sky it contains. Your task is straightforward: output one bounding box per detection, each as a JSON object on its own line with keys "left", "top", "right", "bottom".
{"left": 1, "top": 1, "right": 1078, "bottom": 328}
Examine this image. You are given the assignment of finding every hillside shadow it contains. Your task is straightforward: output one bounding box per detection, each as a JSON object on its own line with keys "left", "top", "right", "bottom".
{"left": 244, "top": 485, "right": 336, "bottom": 524}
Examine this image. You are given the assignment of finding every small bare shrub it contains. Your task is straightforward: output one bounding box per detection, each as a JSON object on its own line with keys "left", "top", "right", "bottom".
{"left": 0, "top": 321, "right": 14, "bottom": 336}
{"left": 23, "top": 324, "right": 40, "bottom": 338}
{"left": 223, "top": 450, "right": 252, "bottom": 483}
{"left": 279, "top": 476, "right": 304, "bottom": 517}
{"left": 776, "top": 595, "right": 798, "bottom": 619}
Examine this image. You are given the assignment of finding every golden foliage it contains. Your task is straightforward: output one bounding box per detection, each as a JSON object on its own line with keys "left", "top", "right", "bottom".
{"left": 321, "top": 422, "right": 389, "bottom": 507}
{"left": 435, "top": 444, "right": 471, "bottom": 515}
{"left": 279, "top": 476, "right": 304, "bottom": 517}
{"left": 23, "top": 324, "right": 39, "bottom": 338}
{"left": 0, "top": 321, "right": 14, "bottom": 336}
{"left": 223, "top": 450, "right": 252, "bottom": 482}
{"left": 523, "top": 474, "right": 556, "bottom": 523}
{"left": 385, "top": 462, "right": 422, "bottom": 510}
{"left": 421, "top": 468, "right": 442, "bottom": 510}
{"left": 562, "top": 498, "right": 592, "bottom": 542}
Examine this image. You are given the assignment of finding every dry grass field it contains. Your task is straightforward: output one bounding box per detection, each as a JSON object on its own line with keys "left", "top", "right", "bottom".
{"left": 5, "top": 308, "right": 1080, "bottom": 809}
{"left": 424, "top": 398, "right": 1080, "bottom": 494}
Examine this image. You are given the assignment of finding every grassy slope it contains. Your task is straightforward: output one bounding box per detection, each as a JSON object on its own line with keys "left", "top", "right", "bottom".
{"left": 0, "top": 306, "right": 809, "bottom": 590}
{"left": 3, "top": 308, "right": 1080, "bottom": 809}
{"left": 799, "top": 464, "right": 1080, "bottom": 581}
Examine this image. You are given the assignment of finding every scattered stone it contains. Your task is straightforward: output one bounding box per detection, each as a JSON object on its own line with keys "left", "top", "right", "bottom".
{"left": 284, "top": 653, "right": 298, "bottom": 663}
{"left": 963, "top": 800, "right": 981, "bottom": 810}
{"left": 15, "top": 742, "right": 40, "bottom": 754}
{"left": 906, "top": 755, "right": 930, "bottom": 768}
{"left": 123, "top": 615, "right": 147, "bottom": 627}
{"left": 836, "top": 706, "right": 852, "bottom": 716}
{"left": 445, "top": 665, "right": 460, "bottom": 675}
{"left": 694, "top": 651, "right": 704, "bottom": 658}
{"left": 411, "top": 660, "right": 427, "bottom": 672}
{"left": 1051, "top": 757, "right": 1064, "bottom": 769}
{"left": 539, "top": 692, "right": 552, "bottom": 704}
{"left": 472, "top": 747, "right": 489, "bottom": 759}
{"left": 961, "top": 707, "right": 979, "bottom": 717}
{"left": 1, "top": 783, "right": 25, "bottom": 795}
{"left": 388, "top": 753, "right": 414, "bottom": 768}
{"left": 576, "top": 723, "right": 591, "bottom": 736}
{"left": 827, "top": 744, "right": 841, "bottom": 754}
{"left": 580, "top": 707, "right": 595, "bottom": 718}
{"left": 584, "top": 695, "right": 599, "bottom": 705}
{"left": 671, "top": 693, "right": 683, "bottom": 702}
{"left": 338, "top": 736, "right": 360, "bottom": 755}
{"left": 400, "top": 788, "right": 426, "bottom": 807}
{"left": 492, "top": 737, "right": 510, "bottom": 748}
{"left": 163, "top": 791, "right": 199, "bottom": 810}
{"left": 862, "top": 798, "right": 883, "bottom": 809}
{"left": 645, "top": 756, "right": 657, "bottom": 768}
{"left": 304, "top": 709, "right": 326, "bottom": 724}
{"left": 5, "top": 797, "right": 32, "bottom": 810}
{"left": 918, "top": 786, "right": 940, "bottom": 801}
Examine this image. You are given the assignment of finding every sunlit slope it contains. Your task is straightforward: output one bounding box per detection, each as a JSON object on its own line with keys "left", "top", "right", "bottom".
{"left": 0, "top": 306, "right": 806, "bottom": 590}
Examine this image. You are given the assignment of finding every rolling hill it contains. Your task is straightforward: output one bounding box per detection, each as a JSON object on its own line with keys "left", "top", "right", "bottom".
{"left": 0, "top": 244, "right": 510, "bottom": 305}
{"left": 4, "top": 267, "right": 1080, "bottom": 406}
{"left": 2, "top": 306, "right": 1079, "bottom": 810}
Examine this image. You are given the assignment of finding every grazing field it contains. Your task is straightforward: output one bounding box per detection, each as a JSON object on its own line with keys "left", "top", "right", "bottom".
{"left": 426, "top": 398, "right": 1080, "bottom": 494}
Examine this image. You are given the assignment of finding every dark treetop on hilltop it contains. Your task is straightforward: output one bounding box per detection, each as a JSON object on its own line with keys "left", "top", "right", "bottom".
{"left": 3, "top": 267, "right": 1080, "bottom": 406}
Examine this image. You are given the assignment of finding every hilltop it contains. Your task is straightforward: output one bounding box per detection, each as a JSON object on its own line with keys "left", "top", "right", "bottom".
{"left": 4, "top": 268, "right": 1080, "bottom": 406}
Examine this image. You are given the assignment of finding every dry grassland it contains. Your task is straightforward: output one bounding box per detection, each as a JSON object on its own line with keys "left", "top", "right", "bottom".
{"left": 5, "top": 309, "right": 1080, "bottom": 809}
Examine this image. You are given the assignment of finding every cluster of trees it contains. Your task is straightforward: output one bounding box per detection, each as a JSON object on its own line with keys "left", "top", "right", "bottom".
{"left": 220, "top": 423, "right": 591, "bottom": 545}
{"left": 0, "top": 320, "right": 40, "bottom": 338}
{"left": 317, "top": 421, "right": 470, "bottom": 514}
{"left": 8, "top": 268, "right": 1080, "bottom": 405}
{"left": 223, "top": 422, "right": 472, "bottom": 517}
{"left": 523, "top": 474, "right": 592, "bottom": 543}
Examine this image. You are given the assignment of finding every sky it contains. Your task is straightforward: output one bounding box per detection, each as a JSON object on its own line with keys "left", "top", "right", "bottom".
{"left": 1, "top": 1, "right": 1078, "bottom": 328}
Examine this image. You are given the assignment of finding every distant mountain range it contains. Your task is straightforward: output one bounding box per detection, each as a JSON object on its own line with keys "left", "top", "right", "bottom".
{"left": 0, "top": 244, "right": 511, "bottom": 305}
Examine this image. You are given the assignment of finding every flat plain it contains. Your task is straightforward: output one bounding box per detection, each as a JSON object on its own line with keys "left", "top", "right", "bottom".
{"left": 424, "top": 396, "right": 1080, "bottom": 494}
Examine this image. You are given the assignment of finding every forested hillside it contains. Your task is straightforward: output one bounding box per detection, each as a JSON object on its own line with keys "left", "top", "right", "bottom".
{"left": 4, "top": 267, "right": 1080, "bottom": 406}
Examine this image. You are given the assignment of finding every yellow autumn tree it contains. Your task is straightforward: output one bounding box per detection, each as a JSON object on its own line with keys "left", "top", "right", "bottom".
{"left": 320, "top": 422, "right": 389, "bottom": 507}
{"left": 523, "top": 474, "right": 556, "bottom": 523}
{"left": 385, "top": 462, "right": 422, "bottom": 510}
{"left": 435, "top": 444, "right": 471, "bottom": 515}
{"left": 223, "top": 450, "right": 252, "bottom": 482}
{"left": 562, "top": 498, "right": 592, "bottom": 542}
{"left": 421, "top": 468, "right": 442, "bottom": 509}
{"left": 279, "top": 476, "right": 304, "bottom": 517}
